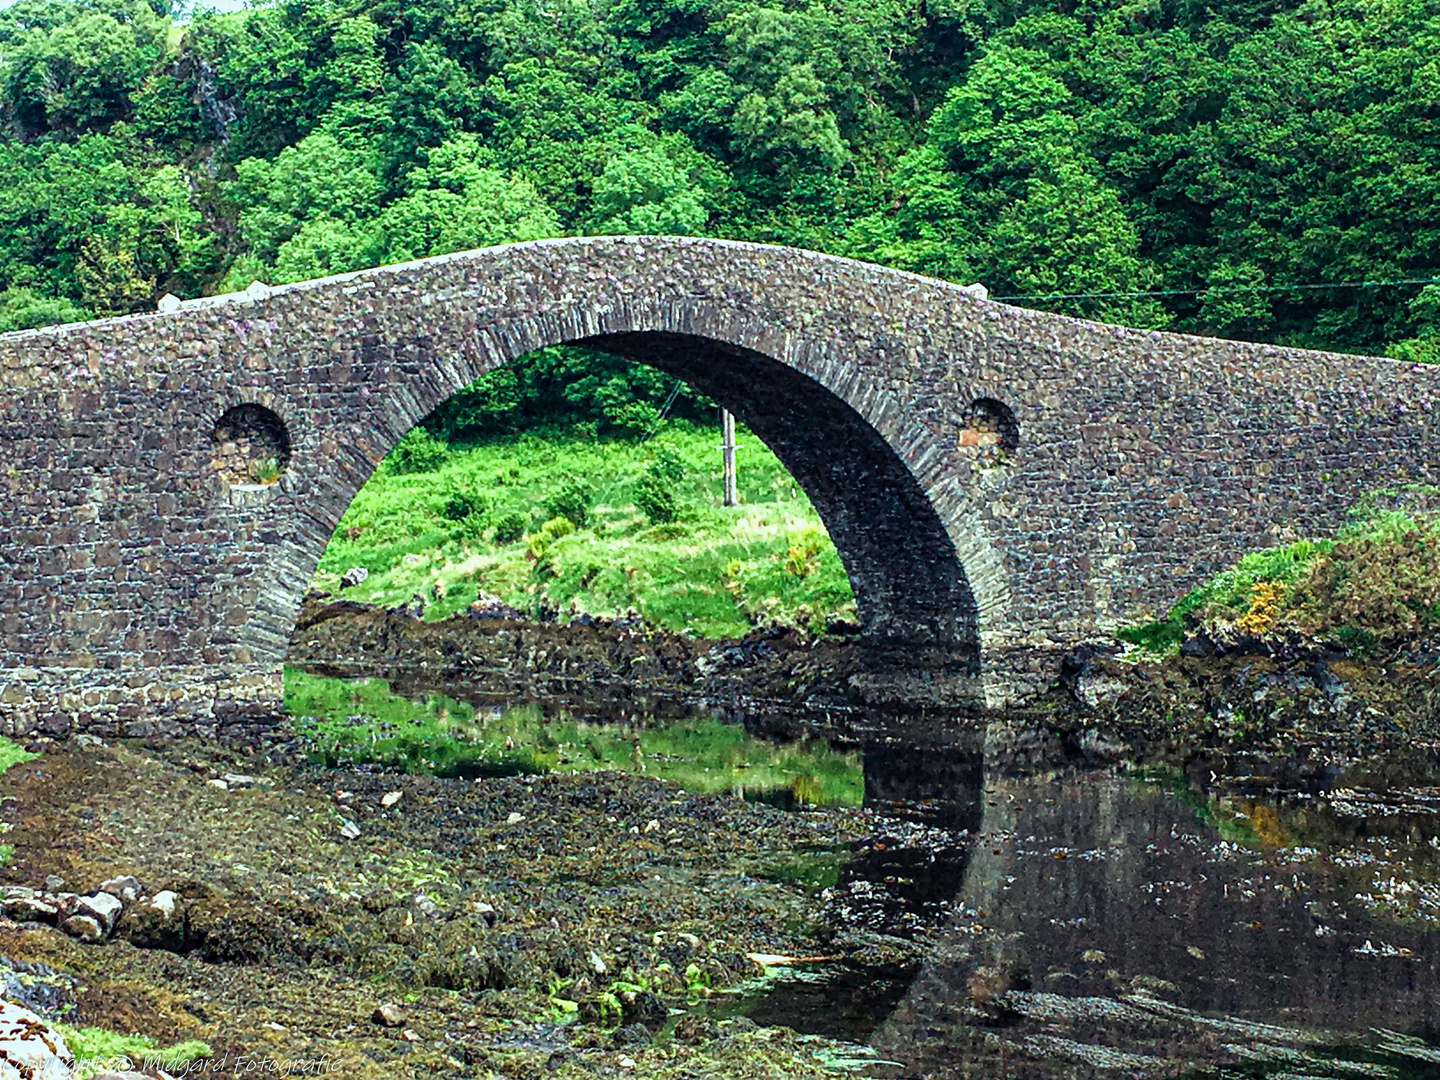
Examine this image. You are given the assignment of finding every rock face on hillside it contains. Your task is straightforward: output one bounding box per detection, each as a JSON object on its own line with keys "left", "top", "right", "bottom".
{"left": 0, "top": 999, "right": 75, "bottom": 1079}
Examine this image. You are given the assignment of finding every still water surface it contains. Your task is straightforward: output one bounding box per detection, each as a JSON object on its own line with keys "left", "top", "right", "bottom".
{"left": 293, "top": 670, "right": 1440, "bottom": 1077}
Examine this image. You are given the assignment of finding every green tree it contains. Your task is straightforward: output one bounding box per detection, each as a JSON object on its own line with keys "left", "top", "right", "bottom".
{"left": 591, "top": 138, "right": 720, "bottom": 234}
{"left": 372, "top": 133, "right": 559, "bottom": 263}
{"left": 0, "top": 0, "right": 167, "bottom": 136}
{"left": 229, "top": 132, "right": 380, "bottom": 269}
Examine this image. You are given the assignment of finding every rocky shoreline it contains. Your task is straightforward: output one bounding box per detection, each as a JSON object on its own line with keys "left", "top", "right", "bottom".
{"left": 290, "top": 596, "right": 1440, "bottom": 763}
{"left": 1, "top": 603, "right": 1435, "bottom": 1078}
{"left": 0, "top": 733, "right": 943, "bottom": 1079}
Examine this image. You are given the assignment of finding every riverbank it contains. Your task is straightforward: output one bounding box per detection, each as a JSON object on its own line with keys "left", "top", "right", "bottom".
{"left": 315, "top": 423, "right": 854, "bottom": 637}
{"left": 4, "top": 691, "right": 1440, "bottom": 1079}
{"left": 288, "top": 593, "right": 1440, "bottom": 765}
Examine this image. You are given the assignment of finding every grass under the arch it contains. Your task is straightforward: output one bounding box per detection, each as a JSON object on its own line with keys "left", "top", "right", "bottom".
{"left": 312, "top": 421, "right": 855, "bottom": 637}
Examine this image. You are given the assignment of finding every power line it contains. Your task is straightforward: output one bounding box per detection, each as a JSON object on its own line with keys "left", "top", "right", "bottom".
{"left": 992, "top": 276, "right": 1440, "bottom": 304}
{"left": 638, "top": 379, "right": 685, "bottom": 445}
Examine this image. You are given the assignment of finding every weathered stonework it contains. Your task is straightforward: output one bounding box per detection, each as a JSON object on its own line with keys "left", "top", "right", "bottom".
{"left": 3, "top": 236, "right": 1440, "bottom": 735}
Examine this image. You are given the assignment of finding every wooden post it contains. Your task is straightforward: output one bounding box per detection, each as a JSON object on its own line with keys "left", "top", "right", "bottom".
{"left": 720, "top": 408, "right": 738, "bottom": 507}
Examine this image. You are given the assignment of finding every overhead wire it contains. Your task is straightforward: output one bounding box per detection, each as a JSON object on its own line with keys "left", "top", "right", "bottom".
{"left": 992, "top": 275, "right": 1440, "bottom": 304}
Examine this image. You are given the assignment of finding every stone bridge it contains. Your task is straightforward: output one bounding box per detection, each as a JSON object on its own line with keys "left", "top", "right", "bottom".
{"left": 3, "top": 236, "right": 1439, "bottom": 738}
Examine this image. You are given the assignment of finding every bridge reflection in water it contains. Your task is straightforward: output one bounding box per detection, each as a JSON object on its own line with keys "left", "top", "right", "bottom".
{"left": 773, "top": 728, "right": 1440, "bottom": 1078}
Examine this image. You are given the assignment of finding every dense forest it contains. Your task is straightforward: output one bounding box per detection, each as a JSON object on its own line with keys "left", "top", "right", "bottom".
{"left": 0, "top": 0, "right": 1436, "bottom": 433}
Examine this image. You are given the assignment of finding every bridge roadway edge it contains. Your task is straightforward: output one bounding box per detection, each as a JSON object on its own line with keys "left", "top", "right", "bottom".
{"left": 2, "top": 236, "right": 1440, "bottom": 739}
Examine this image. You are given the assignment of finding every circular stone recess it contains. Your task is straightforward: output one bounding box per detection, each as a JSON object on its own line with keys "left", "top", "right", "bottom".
{"left": 211, "top": 403, "right": 292, "bottom": 486}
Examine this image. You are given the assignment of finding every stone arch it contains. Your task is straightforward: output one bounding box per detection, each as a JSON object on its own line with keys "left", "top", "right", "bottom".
{"left": 255, "top": 297, "right": 1007, "bottom": 691}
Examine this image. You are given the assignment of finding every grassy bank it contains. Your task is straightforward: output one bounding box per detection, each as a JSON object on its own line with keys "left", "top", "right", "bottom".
{"left": 1120, "top": 488, "right": 1440, "bottom": 655}
{"left": 312, "top": 422, "right": 853, "bottom": 638}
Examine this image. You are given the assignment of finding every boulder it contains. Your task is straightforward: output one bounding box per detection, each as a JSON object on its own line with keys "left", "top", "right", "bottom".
{"left": 0, "top": 998, "right": 76, "bottom": 1079}
{"left": 5, "top": 896, "right": 58, "bottom": 924}
{"left": 77, "top": 893, "right": 123, "bottom": 933}
{"left": 372, "top": 1003, "right": 405, "bottom": 1027}
{"left": 60, "top": 915, "right": 103, "bottom": 943}
{"left": 121, "top": 892, "right": 185, "bottom": 951}
{"left": 98, "top": 876, "right": 142, "bottom": 903}
{"left": 220, "top": 774, "right": 269, "bottom": 790}
{"left": 467, "top": 592, "right": 525, "bottom": 620}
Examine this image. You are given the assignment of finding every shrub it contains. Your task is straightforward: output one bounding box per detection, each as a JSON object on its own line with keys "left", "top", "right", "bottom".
{"left": 604, "top": 400, "right": 661, "bottom": 439}
{"left": 249, "top": 456, "right": 281, "bottom": 484}
{"left": 647, "top": 441, "right": 686, "bottom": 484}
{"left": 721, "top": 558, "right": 744, "bottom": 597}
{"left": 527, "top": 516, "right": 576, "bottom": 561}
{"left": 492, "top": 512, "right": 527, "bottom": 545}
{"left": 441, "top": 486, "right": 488, "bottom": 522}
{"left": 449, "top": 513, "right": 488, "bottom": 541}
{"left": 546, "top": 477, "right": 593, "bottom": 527}
{"left": 635, "top": 472, "right": 677, "bottom": 524}
{"left": 1291, "top": 524, "right": 1440, "bottom": 641}
{"left": 387, "top": 428, "right": 449, "bottom": 474}
{"left": 1234, "top": 580, "right": 1286, "bottom": 636}
{"left": 1386, "top": 338, "right": 1440, "bottom": 365}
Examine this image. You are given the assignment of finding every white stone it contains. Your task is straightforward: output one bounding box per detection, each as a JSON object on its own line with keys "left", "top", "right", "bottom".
{"left": 6, "top": 897, "right": 57, "bottom": 923}
{"left": 98, "top": 876, "right": 141, "bottom": 903}
{"left": 0, "top": 999, "right": 76, "bottom": 1079}
{"left": 221, "top": 773, "right": 267, "bottom": 789}
{"left": 77, "top": 893, "right": 122, "bottom": 931}
{"left": 157, "top": 293, "right": 182, "bottom": 314}
{"left": 380, "top": 791, "right": 402, "bottom": 807}
{"left": 961, "top": 282, "right": 989, "bottom": 300}
{"left": 148, "top": 890, "right": 178, "bottom": 919}
{"left": 339, "top": 820, "right": 362, "bottom": 840}
{"left": 244, "top": 280, "right": 272, "bottom": 301}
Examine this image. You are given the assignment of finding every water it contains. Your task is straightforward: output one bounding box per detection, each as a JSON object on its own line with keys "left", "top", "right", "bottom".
{"left": 767, "top": 743, "right": 1440, "bottom": 1078}
{"left": 283, "top": 666, "right": 864, "bottom": 805}
{"left": 287, "top": 669, "right": 1440, "bottom": 1076}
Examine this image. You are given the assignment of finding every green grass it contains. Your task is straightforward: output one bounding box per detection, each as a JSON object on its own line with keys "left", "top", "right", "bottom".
{"left": 313, "top": 421, "right": 855, "bottom": 637}
{"left": 1118, "top": 539, "right": 1333, "bottom": 652}
{"left": 58, "top": 1026, "right": 210, "bottom": 1079}
{"left": 284, "top": 667, "right": 864, "bottom": 806}
{"left": 0, "top": 736, "right": 37, "bottom": 774}
{"left": 1118, "top": 490, "right": 1440, "bottom": 654}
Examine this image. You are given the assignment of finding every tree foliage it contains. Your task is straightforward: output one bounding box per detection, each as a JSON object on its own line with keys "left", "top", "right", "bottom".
{"left": 0, "top": 0, "right": 1434, "bottom": 430}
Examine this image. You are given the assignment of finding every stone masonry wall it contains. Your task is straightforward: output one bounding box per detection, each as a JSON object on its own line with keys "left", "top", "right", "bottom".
{"left": 3, "top": 236, "right": 1440, "bottom": 737}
